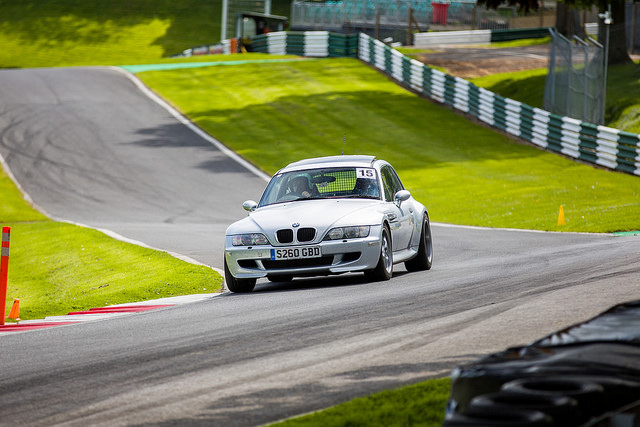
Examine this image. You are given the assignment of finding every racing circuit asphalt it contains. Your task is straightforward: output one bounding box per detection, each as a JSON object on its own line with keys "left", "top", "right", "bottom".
{"left": 0, "top": 66, "right": 639, "bottom": 426}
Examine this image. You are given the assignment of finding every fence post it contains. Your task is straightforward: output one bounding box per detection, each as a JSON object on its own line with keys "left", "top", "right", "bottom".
{"left": 0, "top": 227, "right": 10, "bottom": 326}
{"left": 547, "top": 29, "right": 556, "bottom": 112}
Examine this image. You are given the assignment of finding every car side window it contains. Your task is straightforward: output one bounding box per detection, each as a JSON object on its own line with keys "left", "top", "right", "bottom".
{"left": 389, "top": 168, "right": 404, "bottom": 193}
{"left": 381, "top": 166, "right": 403, "bottom": 202}
{"left": 380, "top": 168, "right": 392, "bottom": 201}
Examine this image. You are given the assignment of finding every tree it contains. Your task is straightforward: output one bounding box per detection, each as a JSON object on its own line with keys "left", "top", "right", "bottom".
{"left": 476, "top": 0, "right": 634, "bottom": 64}
{"left": 590, "top": 0, "right": 633, "bottom": 64}
{"left": 555, "top": 2, "right": 585, "bottom": 38}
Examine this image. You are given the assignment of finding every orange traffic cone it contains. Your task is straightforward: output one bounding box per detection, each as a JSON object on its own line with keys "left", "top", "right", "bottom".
{"left": 558, "top": 205, "right": 566, "bottom": 226}
{"left": 8, "top": 298, "right": 19, "bottom": 320}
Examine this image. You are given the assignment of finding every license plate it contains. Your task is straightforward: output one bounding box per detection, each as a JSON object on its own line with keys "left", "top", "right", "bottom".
{"left": 271, "top": 246, "right": 321, "bottom": 260}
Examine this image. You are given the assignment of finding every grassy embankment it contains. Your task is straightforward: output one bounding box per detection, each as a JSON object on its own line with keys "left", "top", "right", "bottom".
{"left": 0, "top": 0, "right": 290, "bottom": 68}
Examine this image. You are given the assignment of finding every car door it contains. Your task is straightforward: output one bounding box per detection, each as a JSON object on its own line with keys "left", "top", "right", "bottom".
{"left": 380, "top": 166, "right": 413, "bottom": 251}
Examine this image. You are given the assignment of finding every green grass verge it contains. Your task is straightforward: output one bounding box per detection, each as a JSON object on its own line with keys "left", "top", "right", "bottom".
{"left": 1, "top": 168, "right": 223, "bottom": 321}
{"left": 137, "top": 57, "right": 640, "bottom": 233}
{"left": 479, "top": 36, "right": 552, "bottom": 48}
{"left": 271, "top": 377, "right": 451, "bottom": 427}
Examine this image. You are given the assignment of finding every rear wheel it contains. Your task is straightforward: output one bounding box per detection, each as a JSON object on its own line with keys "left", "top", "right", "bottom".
{"left": 224, "top": 258, "right": 256, "bottom": 293}
{"left": 365, "top": 226, "right": 392, "bottom": 281}
{"left": 405, "top": 214, "right": 433, "bottom": 272}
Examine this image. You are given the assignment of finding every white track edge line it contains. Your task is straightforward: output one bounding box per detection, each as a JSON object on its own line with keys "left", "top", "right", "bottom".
{"left": 0, "top": 151, "right": 55, "bottom": 219}
{"left": 60, "top": 219, "right": 225, "bottom": 275}
{"left": 432, "top": 222, "right": 611, "bottom": 236}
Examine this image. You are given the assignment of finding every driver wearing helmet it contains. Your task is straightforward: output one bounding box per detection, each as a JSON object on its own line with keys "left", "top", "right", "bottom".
{"left": 289, "top": 175, "right": 313, "bottom": 198}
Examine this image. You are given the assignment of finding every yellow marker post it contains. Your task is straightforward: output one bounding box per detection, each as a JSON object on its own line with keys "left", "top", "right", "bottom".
{"left": 558, "top": 205, "right": 566, "bottom": 226}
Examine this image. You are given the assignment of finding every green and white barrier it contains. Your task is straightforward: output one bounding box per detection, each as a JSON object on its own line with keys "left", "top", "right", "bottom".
{"left": 250, "top": 31, "right": 358, "bottom": 57}
{"left": 358, "top": 32, "right": 640, "bottom": 176}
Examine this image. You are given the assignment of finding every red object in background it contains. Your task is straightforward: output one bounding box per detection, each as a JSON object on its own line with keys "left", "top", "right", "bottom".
{"left": 432, "top": 3, "right": 450, "bottom": 25}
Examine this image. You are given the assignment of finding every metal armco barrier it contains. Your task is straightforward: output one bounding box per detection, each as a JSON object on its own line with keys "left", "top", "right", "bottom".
{"left": 357, "top": 32, "right": 640, "bottom": 176}
{"left": 0, "top": 227, "right": 10, "bottom": 326}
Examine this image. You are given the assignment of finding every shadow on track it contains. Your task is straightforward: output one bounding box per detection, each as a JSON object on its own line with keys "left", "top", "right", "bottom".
{"left": 226, "top": 270, "right": 413, "bottom": 294}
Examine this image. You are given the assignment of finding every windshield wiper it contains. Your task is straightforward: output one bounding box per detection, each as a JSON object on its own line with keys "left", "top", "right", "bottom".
{"left": 341, "top": 195, "right": 380, "bottom": 199}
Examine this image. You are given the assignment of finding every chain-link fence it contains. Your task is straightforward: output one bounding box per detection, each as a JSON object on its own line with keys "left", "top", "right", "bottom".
{"left": 543, "top": 28, "right": 605, "bottom": 125}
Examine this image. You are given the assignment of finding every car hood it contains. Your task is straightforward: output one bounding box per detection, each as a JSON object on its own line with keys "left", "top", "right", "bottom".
{"left": 226, "top": 199, "right": 386, "bottom": 240}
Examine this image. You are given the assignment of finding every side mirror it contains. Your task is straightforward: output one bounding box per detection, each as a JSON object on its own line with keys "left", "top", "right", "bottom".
{"left": 242, "top": 200, "right": 258, "bottom": 212}
{"left": 394, "top": 190, "right": 411, "bottom": 206}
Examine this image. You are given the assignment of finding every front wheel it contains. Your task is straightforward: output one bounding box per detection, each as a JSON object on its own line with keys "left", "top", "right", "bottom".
{"left": 365, "top": 226, "right": 392, "bottom": 281}
{"left": 405, "top": 214, "right": 433, "bottom": 272}
{"left": 224, "top": 258, "right": 256, "bottom": 293}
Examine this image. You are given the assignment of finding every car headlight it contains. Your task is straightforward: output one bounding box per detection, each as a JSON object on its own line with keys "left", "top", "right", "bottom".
{"left": 231, "top": 233, "right": 269, "bottom": 246}
{"left": 324, "top": 226, "right": 370, "bottom": 240}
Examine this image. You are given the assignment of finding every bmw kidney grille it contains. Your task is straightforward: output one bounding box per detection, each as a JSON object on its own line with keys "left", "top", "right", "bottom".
{"left": 276, "top": 229, "right": 294, "bottom": 243}
{"left": 297, "top": 227, "right": 316, "bottom": 242}
{"left": 276, "top": 228, "right": 316, "bottom": 244}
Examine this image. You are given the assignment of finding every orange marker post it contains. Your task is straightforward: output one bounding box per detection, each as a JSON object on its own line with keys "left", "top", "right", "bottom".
{"left": 8, "top": 299, "right": 19, "bottom": 321}
{"left": 0, "top": 227, "right": 10, "bottom": 326}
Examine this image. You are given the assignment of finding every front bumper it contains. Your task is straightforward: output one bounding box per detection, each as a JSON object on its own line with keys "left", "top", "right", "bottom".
{"left": 225, "top": 230, "right": 382, "bottom": 279}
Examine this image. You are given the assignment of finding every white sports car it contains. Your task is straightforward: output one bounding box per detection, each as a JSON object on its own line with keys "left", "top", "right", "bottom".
{"left": 224, "top": 155, "right": 433, "bottom": 292}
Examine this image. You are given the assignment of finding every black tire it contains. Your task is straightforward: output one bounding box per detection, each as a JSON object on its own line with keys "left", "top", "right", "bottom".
{"left": 501, "top": 377, "right": 605, "bottom": 423}
{"left": 267, "top": 275, "right": 293, "bottom": 283}
{"left": 443, "top": 407, "right": 552, "bottom": 427}
{"left": 224, "top": 258, "right": 256, "bottom": 293}
{"left": 405, "top": 214, "right": 433, "bottom": 272}
{"left": 469, "top": 391, "right": 579, "bottom": 426}
{"left": 562, "top": 375, "right": 640, "bottom": 411}
{"left": 365, "top": 226, "right": 392, "bottom": 281}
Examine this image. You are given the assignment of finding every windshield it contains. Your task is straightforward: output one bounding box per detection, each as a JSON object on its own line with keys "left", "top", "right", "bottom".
{"left": 259, "top": 167, "right": 381, "bottom": 207}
